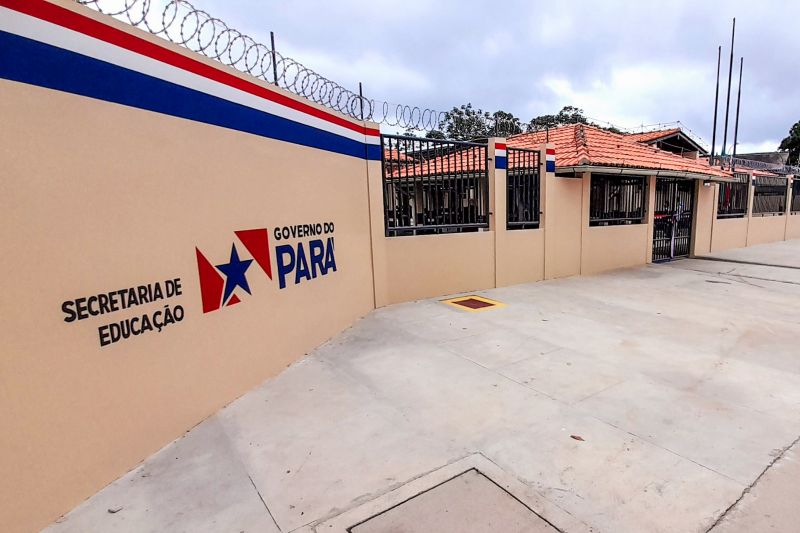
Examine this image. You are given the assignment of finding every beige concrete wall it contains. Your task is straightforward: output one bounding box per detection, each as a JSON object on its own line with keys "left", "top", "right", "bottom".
{"left": 367, "top": 148, "right": 496, "bottom": 307}
{"left": 373, "top": 232, "right": 495, "bottom": 306}
{"left": 578, "top": 172, "right": 653, "bottom": 275}
{"left": 0, "top": 4, "right": 377, "bottom": 529}
{"left": 496, "top": 229, "right": 545, "bottom": 286}
{"left": 495, "top": 140, "right": 546, "bottom": 286}
{"left": 786, "top": 214, "right": 800, "bottom": 240}
{"left": 543, "top": 169, "right": 583, "bottom": 279}
{"left": 747, "top": 215, "right": 788, "bottom": 246}
{"left": 712, "top": 217, "right": 750, "bottom": 251}
{"left": 581, "top": 225, "right": 650, "bottom": 275}
{"left": 692, "top": 181, "right": 715, "bottom": 256}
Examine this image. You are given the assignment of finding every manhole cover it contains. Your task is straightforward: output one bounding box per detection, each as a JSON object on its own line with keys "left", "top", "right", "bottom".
{"left": 349, "top": 469, "right": 558, "bottom": 533}
{"left": 441, "top": 295, "right": 505, "bottom": 312}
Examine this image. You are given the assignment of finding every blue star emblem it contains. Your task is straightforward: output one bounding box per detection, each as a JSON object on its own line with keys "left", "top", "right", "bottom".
{"left": 216, "top": 244, "right": 253, "bottom": 303}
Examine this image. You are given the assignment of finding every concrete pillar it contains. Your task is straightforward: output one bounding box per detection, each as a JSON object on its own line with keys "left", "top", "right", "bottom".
{"left": 745, "top": 171, "right": 755, "bottom": 246}
{"left": 783, "top": 175, "right": 791, "bottom": 240}
{"left": 365, "top": 127, "right": 388, "bottom": 307}
{"left": 488, "top": 138, "right": 506, "bottom": 287}
{"left": 691, "top": 179, "right": 715, "bottom": 257}
{"left": 543, "top": 149, "right": 583, "bottom": 280}
{"left": 646, "top": 175, "right": 657, "bottom": 263}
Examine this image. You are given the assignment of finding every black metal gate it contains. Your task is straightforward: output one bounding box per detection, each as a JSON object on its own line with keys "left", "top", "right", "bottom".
{"left": 653, "top": 178, "right": 695, "bottom": 261}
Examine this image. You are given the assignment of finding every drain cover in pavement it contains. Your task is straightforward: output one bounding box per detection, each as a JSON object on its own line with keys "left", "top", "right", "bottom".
{"left": 349, "top": 469, "right": 558, "bottom": 533}
{"left": 441, "top": 295, "right": 505, "bottom": 312}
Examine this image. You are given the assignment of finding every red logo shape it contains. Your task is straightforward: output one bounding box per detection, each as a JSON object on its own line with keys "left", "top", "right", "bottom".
{"left": 196, "top": 229, "right": 272, "bottom": 313}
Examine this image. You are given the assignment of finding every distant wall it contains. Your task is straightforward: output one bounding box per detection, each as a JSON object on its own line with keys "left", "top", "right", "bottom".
{"left": 786, "top": 213, "right": 800, "bottom": 240}
{"left": 747, "top": 215, "right": 787, "bottom": 246}
{"left": 711, "top": 217, "right": 750, "bottom": 252}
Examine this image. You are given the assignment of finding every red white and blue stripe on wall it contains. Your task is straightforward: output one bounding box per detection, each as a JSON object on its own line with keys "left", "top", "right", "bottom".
{"left": 546, "top": 148, "right": 556, "bottom": 172}
{"left": 0, "top": 0, "right": 381, "bottom": 160}
{"left": 495, "top": 143, "right": 507, "bottom": 169}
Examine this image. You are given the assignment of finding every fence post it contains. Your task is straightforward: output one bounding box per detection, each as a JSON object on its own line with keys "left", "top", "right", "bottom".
{"left": 269, "top": 32, "right": 279, "bottom": 86}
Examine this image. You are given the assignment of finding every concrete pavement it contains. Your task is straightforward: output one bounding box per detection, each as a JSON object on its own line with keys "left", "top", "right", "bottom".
{"left": 45, "top": 240, "right": 800, "bottom": 532}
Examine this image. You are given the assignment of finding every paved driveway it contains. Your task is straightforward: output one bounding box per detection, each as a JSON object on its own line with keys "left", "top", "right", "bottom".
{"left": 46, "top": 240, "right": 800, "bottom": 533}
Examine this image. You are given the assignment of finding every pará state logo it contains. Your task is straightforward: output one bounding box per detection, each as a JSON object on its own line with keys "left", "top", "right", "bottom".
{"left": 195, "top": 229, "right": 272, "bottom": 313}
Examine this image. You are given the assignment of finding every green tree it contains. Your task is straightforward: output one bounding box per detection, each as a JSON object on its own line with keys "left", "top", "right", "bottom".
{"left": 779, "top": 120, "right": 800, "bottom": 165}
{"left": 491, "top": 110, "right": 523, "bottom": 136}
{"left": 422, "top": 105, "right": 523, "bottom": 140}
{"left": 435, "top": 103, "right": 491, "bottom": 140}
{"left": 526, "top": 105, "right": 588, "bottom": 132}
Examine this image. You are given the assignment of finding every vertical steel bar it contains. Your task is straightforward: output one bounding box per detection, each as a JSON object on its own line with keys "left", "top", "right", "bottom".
{"left": 732, "top": 57, "right": 744, "bottom": 171}
{"left": 270, "top": 32, "right": 279, "bottom": 86}
{"left": 722, "top": 18, "right": 736, "bottom": 162}
{"left": 711, "top": 46, "right": 721, "bottom": 167}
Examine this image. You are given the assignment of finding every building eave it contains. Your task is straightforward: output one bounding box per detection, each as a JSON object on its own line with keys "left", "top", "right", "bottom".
{"left": 558, "top": 165, "right": 733, "bottom": 182}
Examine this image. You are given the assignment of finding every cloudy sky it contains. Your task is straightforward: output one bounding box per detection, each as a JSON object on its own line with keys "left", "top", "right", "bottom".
{"left": 202, "top": 0, "right": 798, "bottom": 153}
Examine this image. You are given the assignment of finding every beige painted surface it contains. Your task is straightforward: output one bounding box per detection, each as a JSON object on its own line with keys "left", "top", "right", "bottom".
{"left": 579, "top": 172, "right": 651, "bottom": 275}
{"left": 580, "top": 225, "right": 650, "bottom": 275}
{"left": 495, "top": 141, "right": 545, "bottom": 286}
{"left": 496, "top": 229, "right": 545, "bottom": 286}
{"left": 692, "top": 181, "right": 715, "bottom": 256}
{"left": 0, "top": 79, "right": 375, "bottom": 532}
{"left": 786, "top": 214, "right": 800, "bottom": 240}
{"left": 712, "top": 217, "right": 750, "bottom": 252}
{"left": 373, "top": 232, "right": 496, "bottom": 306}
{"left": 747, "top": 215, "right": 787, "bottom": 246}
{"left": 543, "top": 169, "right": 582, "bottom": 279}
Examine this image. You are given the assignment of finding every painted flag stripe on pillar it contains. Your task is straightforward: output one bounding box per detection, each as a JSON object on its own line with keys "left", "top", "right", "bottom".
{"left": 546, "top": 148, "right": 556, "bottom": 172}
{"left": 495, "top": 143, "right": 507, "bottom": 170}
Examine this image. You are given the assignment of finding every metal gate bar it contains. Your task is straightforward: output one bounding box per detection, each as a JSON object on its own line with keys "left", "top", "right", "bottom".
{"left": 653, "top": 178, "right": 695, "bottom": 262}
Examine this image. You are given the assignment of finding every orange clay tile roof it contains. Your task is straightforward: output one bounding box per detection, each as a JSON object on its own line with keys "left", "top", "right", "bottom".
{"left": 383, "top": 148, "right": 414, "bottom": 162}
{"left": 508, "top": 124, "right": 732, "bottom": 179}
{"left": 625, "top": 128, "right": 682, "bottom": 143}
{"left": 386, "top": 147, "right": 488, "bottom": 178}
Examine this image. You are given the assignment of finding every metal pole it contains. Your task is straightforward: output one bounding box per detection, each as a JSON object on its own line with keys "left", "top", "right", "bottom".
{"left": 270, "top": 31, "right": 278, "bottom": 86}
{"left": 710, "top": 46, "right": 721, "bottom": 167}
{"left": 721, "top": 18, "right": 736, "bottom": 165}
{"left": 358, "top": 82, "right": 364, "bottom": 121}
{"left": 732, "top": 57, "right": 744, "bottom": 172}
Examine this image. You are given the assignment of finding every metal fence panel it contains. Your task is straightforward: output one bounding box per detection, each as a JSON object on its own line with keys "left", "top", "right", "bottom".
{"left": 506, "top": 148, "right": 541, "bottom": 230}
{"left": 752, "top": 176, "right": 787, "bottom": 216}
{"left": 589, "top": 174, "right": 648, "bottom": 226}
{"left": 792, "top": 179, "right": 800, "bottom": 214}
{"left": 717, "top": 173, "right": 749, "bottom": 219}
{"left": 380, "top": 135, "right": 489, "bottom": 236}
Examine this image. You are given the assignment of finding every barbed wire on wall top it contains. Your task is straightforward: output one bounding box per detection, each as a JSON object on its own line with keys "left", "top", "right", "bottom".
{"left": 74, "top": 0, "right": 549, "bottom": 134}
{"left": 74, "top": 1, "right": 730, "bottom": 147}
{"left": 77, "top": 0, "right": 373, "bottom": 121}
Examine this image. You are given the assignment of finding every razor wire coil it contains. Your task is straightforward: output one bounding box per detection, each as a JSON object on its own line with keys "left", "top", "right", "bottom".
{"left": 75, "top": 0, "right": 527, "bottom": 134}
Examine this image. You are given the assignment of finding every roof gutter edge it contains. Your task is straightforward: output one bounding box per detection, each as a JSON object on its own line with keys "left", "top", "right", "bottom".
{"left": 559, "top": 165, "right": 733, "bottom": 182}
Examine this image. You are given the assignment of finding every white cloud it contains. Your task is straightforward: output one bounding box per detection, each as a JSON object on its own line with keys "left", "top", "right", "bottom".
{"left": 277, "top": 47, "right": 432, "bottom": 97}
{"left": 538, "top": 62, "right": 713, "bottom": 131}
{"left": 735, "top": 140, "right": 779, "bottom": 154}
